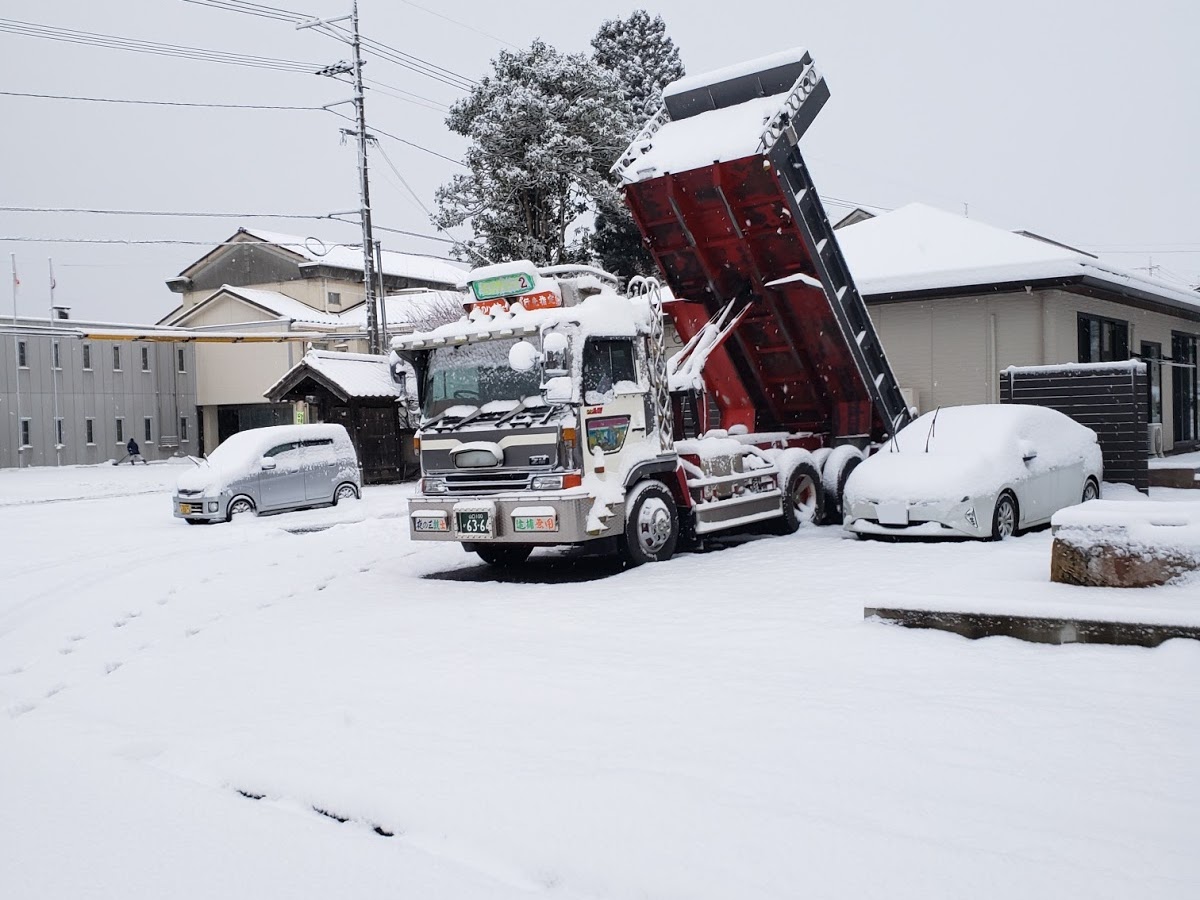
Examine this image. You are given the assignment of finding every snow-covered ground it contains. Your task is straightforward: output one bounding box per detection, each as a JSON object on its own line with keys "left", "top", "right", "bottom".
{"left": 2, "top": 466, "right": 1198, "bottom": 898}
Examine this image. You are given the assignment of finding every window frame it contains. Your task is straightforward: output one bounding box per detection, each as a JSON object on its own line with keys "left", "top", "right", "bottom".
{"left": 19, "top": 417, "right": 31, "bottom": 448}
{"left": 82, "top": 343, "right": 92, "bottom": 371}
{"left": 1077, "top": 312, "right": 1129, "bottom": 364}
{"left": 54, "top": 417, "right": 64, "bottom": 447}
{"left": 85, "top": 417, "right": 96, "bottom": 446}
{"left": 141, "top": 345, "right": 151, "bottom": 372}
{"left": 115, "top": 417, "right": 125, "bottom": 444}
{"left": 177, "top": 347, "right": 186, "bottom": 373}
{"left": 143, "top": 417, "right": 153, "bottom": 444}
{"left": 179, "top": 415, "right": 189, "bottom": 443}
{"left": 17, "top": 339, "right": 27, "bottom": 368}
{"left": 112, "top": 345, "right": 122, "bottom": 372}
{"left": 52, "top": 341, "right": 61, "bottom": 370}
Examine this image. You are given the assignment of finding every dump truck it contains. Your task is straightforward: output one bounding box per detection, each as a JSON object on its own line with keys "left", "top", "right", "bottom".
{"left": 391, "top": 47, "right": 911, "bottom": 566}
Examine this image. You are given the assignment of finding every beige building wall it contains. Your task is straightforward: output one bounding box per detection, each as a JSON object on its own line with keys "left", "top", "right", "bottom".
{"left": 868, "top": 287, "right": 1200, "bottom": 452}
{"left": 870, "top": 292, "right": 1043, "bottom": 413}
{"left": 178, "top": 277, "right": 367, "bottom": 316}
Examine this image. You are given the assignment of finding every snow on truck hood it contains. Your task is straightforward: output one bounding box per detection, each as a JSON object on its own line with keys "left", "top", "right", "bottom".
{"left": 845, "top": 404, "right": 1100, "bottom": 504}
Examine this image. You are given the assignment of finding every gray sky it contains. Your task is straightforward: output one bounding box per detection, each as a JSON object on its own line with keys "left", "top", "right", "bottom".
{"left": 1, "top": 0, "right": 1197, "bottom": 323}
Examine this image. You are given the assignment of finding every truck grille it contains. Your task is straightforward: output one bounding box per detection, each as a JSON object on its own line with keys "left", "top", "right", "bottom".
{"left": 443, "top": 472, "right": 531, "bottom": 494}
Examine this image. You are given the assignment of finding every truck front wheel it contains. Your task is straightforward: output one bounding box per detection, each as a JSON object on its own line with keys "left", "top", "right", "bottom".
{"left": 620, "top": 480, "right": 679, "bottom": 566}
{"left": 474, "top": 544, "right": 533, "bottom": 567}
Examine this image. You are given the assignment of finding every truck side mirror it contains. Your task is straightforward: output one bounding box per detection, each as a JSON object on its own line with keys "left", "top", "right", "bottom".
{"left": 508, "top": 340, "right": 539, "bottom": 373}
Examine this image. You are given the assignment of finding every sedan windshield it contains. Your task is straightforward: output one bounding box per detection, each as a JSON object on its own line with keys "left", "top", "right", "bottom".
{"left": 423, "top": 338, "right": 543, "bottom": 418}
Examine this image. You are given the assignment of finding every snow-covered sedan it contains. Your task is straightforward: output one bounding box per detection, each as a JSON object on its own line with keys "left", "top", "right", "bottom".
{"left": 843, "top": 404, "right": 1102, "bottom": 540}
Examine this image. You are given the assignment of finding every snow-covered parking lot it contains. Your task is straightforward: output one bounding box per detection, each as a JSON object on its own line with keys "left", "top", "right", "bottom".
{"left": 2, "top": 462, "right": 1198, "bottom": 898}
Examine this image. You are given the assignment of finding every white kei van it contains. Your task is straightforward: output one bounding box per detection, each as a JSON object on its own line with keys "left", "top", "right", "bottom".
{"left": 173, "top": 424, "right": 361, "bottom": 524}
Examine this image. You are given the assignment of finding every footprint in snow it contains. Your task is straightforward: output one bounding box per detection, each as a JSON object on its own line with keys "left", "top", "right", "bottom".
{"left": 59, "top": 647, "right": 74, "bottom": 656}
{"left": 105, "top": 662, "right": 123, "bottom": 675}
{"left": 69, "top": 634, "right": 86, "bottom": 643}
{"left": 7, "top": 702, "right": 36, "bottom": 718}
{"left": 3, "top": 665, "right": 25, "bottom": 676}
{"left": 44, "top": 683, "right": 66, "bottom": 698}
{"left": 185, "top": 627, "right": 202, "bottom": 637}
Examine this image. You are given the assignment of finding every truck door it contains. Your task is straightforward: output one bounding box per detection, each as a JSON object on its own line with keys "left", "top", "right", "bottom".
{"left": 581, "top": 337, "right": 649, "bottom": 476}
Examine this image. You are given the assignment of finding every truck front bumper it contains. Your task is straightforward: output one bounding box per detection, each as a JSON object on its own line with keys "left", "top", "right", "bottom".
{"left": 408, "top": 492, "right": 622, "bottom": 544}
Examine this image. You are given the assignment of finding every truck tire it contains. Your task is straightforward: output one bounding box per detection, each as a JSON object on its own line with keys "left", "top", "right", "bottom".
{"left": 820, "top": 445, "right": 863, "bottom": 525}
{"left": 620, "top": 480, "right": 679, "bottom": 566}
{"left": 773, "top": 460, "right": 824, "bottom": 534}
{"left": 475, "top": 544, "right": 533, "bottom": 567}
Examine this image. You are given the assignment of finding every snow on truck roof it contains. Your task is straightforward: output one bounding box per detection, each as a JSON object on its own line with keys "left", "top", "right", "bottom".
{"left": 391, "top": 287, "right": 647, "bottom": 351}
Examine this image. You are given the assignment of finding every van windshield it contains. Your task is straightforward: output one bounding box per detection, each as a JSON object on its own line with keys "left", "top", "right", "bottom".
{"left": 423, "top": 338, "right": 543, "bottom": 418}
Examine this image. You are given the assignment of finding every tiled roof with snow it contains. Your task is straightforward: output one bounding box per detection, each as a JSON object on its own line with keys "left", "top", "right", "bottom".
{"left": 276, "top": 349, "right": 406, "bottom": 400}
{"left": 837, "top": 203, "right": 1200, "bottom": 312}
{"left": 239, "top": 228, "right": 467, "bottom": 287}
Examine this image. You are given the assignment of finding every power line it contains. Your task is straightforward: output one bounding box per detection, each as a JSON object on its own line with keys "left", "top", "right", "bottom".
{"left": 0, "top": 205, "right": 336, "bottom": 219}
{"left": 0, "top": 17, "right": 323, "bottom": 73}
{"left": 0, "top": 88, "right": 321, "bottom": 110}
{"left": 364, "top": 79, "right": 449, "bottom": 112}
{"left": 0, "top": 230, "right": 456, "bottom": 246}
{"left": 396, "top": 0, "right": 518, "bottom": 49}
{"left": 326, "top": 108, "right": 464, "bottom": 167}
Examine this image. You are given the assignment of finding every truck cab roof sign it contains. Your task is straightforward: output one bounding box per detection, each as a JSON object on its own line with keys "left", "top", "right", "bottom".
{"left": 471, "top": 271, "right": 537, "bottom": 301}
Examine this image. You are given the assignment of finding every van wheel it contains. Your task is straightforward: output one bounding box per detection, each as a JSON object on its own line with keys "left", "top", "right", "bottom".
{"left": 475, "top": 545, "right": 532, "bottom": 567}
{"left": 334, "top": 482, "right": 359, "bottom": 504}
{"left": 773, "top": 461, "right": 824, "bottom": 534}
{"left": 227, "top": 496, "right": 255, "bottom": 521}
{"left": 620, "top": 480, "right": 679, "bottom": 566}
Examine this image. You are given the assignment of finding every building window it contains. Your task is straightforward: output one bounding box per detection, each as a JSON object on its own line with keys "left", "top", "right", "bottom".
{"left": 55, "top": 418, "right": 64, "bottom": 447}
{"left": 82, "top": 343, "right": 92, "bottom": 370}
{"left": 86, "top": 418, "right": 95, "bottom": 445}
{"left": 1078, "top": 313, "right": 1129, "bottom": 363}
{"left": 17, "top": 340, "right": 27, "bottom": 368}
{"left": 144, "top": 417, "right": 153, "bottom": 443}
{"left": 1173, "top": 332, "right": 1198, "bottom": 444}
{"left": 1141, "top": 341, "right": 1163, "bottom": 425}
{"left": 179, "top": 416, "right": 189, "bottom": 442}
{"left": 177, "top": 347, "right": 186, "bottom": 373}
{"left": 141, "top": 346, "right": 151, "bottom": 372}
{"left": 20, "top": 418, "right": 31, "bottom": 448}
{"left": 52, "top": 341, "right": 61, "bottom": 369}
{"left": 115, "top": 417, "right": 124, "bottom": 443}
{"left": 328, "top": 291, "right": 342, "bottom": 308}
{"left": 113, "top": 345, "right": 122, "bottom": 371}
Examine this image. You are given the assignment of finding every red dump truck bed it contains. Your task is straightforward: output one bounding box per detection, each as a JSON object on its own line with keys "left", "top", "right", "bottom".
{"left": 616, "top": 49, "right": 910, "bottom": 447}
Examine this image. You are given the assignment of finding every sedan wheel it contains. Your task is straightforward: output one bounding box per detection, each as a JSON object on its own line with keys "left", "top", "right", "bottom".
{"left": 991, "top": 492, "right": 1017, "bottom": 540}
{"left": 1082, "top": 479, "right": 1099, "bottom": 502}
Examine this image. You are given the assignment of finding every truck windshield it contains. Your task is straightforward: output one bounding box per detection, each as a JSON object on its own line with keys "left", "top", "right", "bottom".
{"left": 423, "top": 338, "right": 544, "bottom": 417}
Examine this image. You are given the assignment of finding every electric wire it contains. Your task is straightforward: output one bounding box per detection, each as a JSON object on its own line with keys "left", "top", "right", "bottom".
{"left": 396, "top": 0, "right": 518, "bottom": 49}
{"left": 0, "top": 17, "right": 322, "bottom": 73}
{"left": 0, "top": 206, "right": 337, "bottom": 220}
{"left": 0, "top": 89, "right": 322, "bottom": 111}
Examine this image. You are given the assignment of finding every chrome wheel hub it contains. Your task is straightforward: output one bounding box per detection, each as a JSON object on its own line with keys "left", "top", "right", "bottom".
{"left": 637, "top": 497, "right": 673, "bottom": 555}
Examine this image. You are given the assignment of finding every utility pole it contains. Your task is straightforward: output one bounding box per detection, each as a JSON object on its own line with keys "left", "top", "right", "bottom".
{"left": 49, "top": 258, "right": 61, "bottom": 466}
{"left": 302, "top": 1, "right": 380, "bottom": 354}
{"left": 10, "top": 253, "right": 22, "bottom": 468}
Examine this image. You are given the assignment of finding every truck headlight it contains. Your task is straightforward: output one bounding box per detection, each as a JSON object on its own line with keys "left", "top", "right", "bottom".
{"left": 531, "top": 474, "right": 563, "bottom": 491}
{"left": 422, "top": 477, "right": 448, "bottom": 494}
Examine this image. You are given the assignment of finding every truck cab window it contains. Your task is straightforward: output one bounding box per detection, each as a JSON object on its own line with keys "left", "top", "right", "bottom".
{"left": 583, "top": 339, "right": 636, "bottom": 398}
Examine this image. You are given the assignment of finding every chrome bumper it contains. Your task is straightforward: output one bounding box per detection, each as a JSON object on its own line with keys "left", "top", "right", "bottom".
{"left": 408, "top": 492, "right": 623, "bottom": 544}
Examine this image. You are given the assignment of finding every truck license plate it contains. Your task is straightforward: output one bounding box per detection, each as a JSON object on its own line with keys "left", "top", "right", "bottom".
{"left": 456, "top": 511, "right": 492, "bottom": 535}
{"left": 412, "top": 516, "right": 448, "bottom": 533}
{"left": 513, "top": 515, "right": 557, "bottom": 532}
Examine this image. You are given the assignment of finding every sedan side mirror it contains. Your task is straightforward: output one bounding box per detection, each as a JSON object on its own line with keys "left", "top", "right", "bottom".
{"left": 1018, "top": 440, "right": 1038, "bottom": 463}
{"left": 261, "top": 457, "right": 277, "bottom": 471}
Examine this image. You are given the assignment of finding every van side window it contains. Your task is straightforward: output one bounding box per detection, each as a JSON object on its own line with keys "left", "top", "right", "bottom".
{"left": 264, "top": 442, "right": 300, "bottom": 457}
{"left": 301, "top": 438, "right": 335, "bottom": 447}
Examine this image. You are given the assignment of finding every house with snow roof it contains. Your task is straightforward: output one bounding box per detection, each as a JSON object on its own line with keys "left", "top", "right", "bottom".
{"left": 837, "top": 204, "right": 1200, "bottom": 454}
{"left": 158, "top": 229, "right": 468, "bottom": 453}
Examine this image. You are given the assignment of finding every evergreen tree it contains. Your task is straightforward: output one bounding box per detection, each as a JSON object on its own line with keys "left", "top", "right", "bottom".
{"left": 590, "top": 11, "right": 685, "bottom": 278}
{"left": 434, "top": 40, "right": 627, "bottom": 267}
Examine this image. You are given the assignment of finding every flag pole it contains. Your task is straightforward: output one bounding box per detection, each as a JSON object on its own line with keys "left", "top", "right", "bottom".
{"left": 49, "top": 258, "right": 61, "bottom": 466}
{"left": 11, "top": 253, "right": 22, "bottom": 468}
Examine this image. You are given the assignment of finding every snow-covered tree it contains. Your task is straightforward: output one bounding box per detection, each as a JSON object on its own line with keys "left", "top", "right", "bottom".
{"left": 590, "top": 11, "right": 686, "bottom": 277}
{"left": 435, "top": 41, "right": 628, "bottom": 267}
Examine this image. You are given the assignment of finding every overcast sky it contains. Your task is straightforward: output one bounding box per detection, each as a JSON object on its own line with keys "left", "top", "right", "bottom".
{"left": 1, "top": 0, "right": 1196, "bottom": 323}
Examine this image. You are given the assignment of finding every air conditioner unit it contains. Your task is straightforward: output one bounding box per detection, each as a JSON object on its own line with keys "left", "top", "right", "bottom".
{"left": 1148, "top": 422, "right": 1164, "bottom": 458}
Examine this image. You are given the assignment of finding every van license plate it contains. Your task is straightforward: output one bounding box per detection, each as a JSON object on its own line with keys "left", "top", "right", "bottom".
{"left": 180, "top": 504, "right": 192, "bottom": 515}
{"left": 413, "top": 516, "right": 448, "bottom": 532}
{"left": 456, "top": 511, "right": 491, "bottom": 535}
